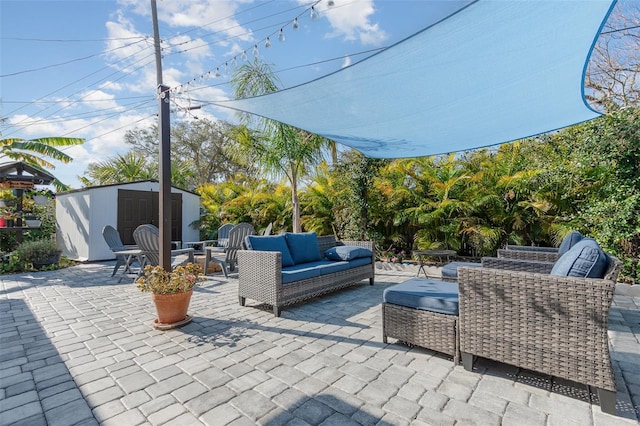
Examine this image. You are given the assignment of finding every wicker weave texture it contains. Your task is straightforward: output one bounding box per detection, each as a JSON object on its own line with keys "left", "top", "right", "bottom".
{"left": 382, "top": 303, "right": 459, "bottom": 362}
{"left": 497, "top": 249, "right": 562, "bottom": 262}
{"left": 505, "top": 244, "right": 559, "bottom": 253}
{"left": 481, "top": 257, "right": 555, "bottom": 274}
{"left": 458, "top": 263, "right": 619, "bottom": 392}
{"left": 238, "top": 237, "right": 375, "bottom": 316}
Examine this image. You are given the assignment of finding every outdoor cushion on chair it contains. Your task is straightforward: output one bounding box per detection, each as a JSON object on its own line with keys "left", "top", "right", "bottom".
{"left": 551, "top": 238, "right": 608, "bottom": 278}
{"left": 441, "top": 261, "right": 482, "bottom": 281}
{"left": 324, "top": 245, "right": 373, "bottom": 261}
{"left": 558, "top": 231, "right": 584, "bottom": 255}
{"left": 245, "top": 234, "right": 295, "bottom": 267}
{"left": 285, "top": 232, "right": 323, "bottom": 264}
{"left": 383, "top": 278, "right": 459, "bottom": 315}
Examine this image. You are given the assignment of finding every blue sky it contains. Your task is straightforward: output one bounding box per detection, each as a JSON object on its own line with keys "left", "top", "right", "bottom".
{"left": 1, "top": 0, "right": 470, "bottom": 189}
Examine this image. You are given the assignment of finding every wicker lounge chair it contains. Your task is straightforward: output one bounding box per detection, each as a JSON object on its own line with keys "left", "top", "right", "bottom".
{"left": 458, "top": 251, "right": 622, "bottom": 414}
{"left": 498, "top": 231, "right": 584, "bottom": 262}
{"left": 133, "top": 224, "right": 195, "bottom": 270}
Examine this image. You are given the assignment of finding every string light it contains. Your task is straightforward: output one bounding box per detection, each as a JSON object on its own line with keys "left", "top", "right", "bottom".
{"left": 171, "top": 0, "right": 327, "bottom": 95}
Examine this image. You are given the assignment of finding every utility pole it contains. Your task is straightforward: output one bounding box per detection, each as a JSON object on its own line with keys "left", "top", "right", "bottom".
{"left": 151, "top": 0, "right": 172, "bottom": 270}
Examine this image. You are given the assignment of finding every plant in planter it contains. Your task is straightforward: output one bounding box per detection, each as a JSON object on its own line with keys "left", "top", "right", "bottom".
{"left": 136, "top": 263, "right": 203, "bottom": 329}
{"left": 3, "top": 208, "right": 17, "bottom": 228}
{"left": 27, "top": 188, "right": 54, "bottom": 205}
{"left": 14, "top": 239, "right": 62, "bottom": 270}
{"left": 23, "top": 215, "right": 42, "bottom": 228}
{"left": 0, "top": 189, "right": 17, "bottom": 208}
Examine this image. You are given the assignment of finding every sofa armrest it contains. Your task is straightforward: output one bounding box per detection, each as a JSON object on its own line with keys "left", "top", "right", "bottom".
{"left": 238, "top": 250, "right": 282, "bottom": 307}
{"left": 481, "top": 256, "right": 554, "bottom": 274}
{"left": 498, "top": 248, "right": 561, "bottom": 262}
{"left": 171, "top": 247, "right": 195, "bottom": 262}
{"left": 458, "top": 266, "right": 616, "bottom": 392}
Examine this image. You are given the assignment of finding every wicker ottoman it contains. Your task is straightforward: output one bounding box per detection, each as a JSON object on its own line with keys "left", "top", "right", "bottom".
{"left": 382, "top": 278, "right": 460, "bottom": 364}
{"left": 441, "top": 261, "right": 482, "bottom": 282}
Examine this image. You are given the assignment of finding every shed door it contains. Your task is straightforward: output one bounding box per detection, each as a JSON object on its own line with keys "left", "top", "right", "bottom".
{"left": 117, "top": 189, "right": 183, "bottom": 245}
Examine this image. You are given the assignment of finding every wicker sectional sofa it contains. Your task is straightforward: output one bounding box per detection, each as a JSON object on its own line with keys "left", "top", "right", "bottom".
{"left": 238, "top": 233, "right": 375, "bottom": 316}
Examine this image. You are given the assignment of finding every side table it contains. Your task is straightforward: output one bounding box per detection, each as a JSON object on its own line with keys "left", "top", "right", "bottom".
{"left": 413, "top": 249, "right": 456, "bottom": 278}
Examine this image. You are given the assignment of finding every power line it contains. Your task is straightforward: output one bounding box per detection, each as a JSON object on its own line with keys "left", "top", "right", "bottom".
{"left": 0, "top": 38, "right": 149, "bottom": 77}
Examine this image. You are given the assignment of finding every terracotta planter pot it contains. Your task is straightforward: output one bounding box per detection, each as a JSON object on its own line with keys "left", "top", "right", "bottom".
{"left": 151, "top": 290, "right": 193, "bottom": 324}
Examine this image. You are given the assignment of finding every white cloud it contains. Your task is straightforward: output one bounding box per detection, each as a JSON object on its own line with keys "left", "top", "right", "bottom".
{"left": 316, "top": 0, "right": 388, "bottom": 46}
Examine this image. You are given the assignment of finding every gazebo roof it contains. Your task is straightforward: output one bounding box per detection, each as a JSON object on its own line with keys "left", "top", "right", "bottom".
{"left": 0, "top": 161, "right": 55, "bottom": 188}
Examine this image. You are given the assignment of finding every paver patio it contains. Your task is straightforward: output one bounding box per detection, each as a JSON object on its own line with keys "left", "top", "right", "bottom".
{"left": 1, "top": 262, "right": 638, "bottom": 425}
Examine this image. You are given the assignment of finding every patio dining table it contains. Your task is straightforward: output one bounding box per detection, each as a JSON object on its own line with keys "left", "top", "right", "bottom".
{"left": 413, "top": 249, "right": 456, "bottom": 278}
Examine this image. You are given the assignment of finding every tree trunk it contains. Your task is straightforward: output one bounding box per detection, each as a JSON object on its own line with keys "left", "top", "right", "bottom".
{"left": 291, "top": 168, "right": 301, "bottom": 232}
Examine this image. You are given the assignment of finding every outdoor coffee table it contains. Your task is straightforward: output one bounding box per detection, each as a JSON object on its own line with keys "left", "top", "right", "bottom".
{"left": 413, "top": 249, "right": 456, "bottom": 277}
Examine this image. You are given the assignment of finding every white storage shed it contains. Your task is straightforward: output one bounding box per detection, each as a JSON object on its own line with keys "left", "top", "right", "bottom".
{"left": 56, "top": 180, "right": 201, "bottom": 261}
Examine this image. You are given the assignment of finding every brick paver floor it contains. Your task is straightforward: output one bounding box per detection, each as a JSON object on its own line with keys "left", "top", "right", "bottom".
{"left": 1, "top": 262, "right": 638, "bottom": 425}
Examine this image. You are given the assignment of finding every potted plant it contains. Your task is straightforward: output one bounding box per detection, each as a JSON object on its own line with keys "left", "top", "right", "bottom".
{"left": 23, "top": 215, "right": 42, "bottom": 228}
{"left": 136, "top": 263, "right": 203, "bottom": 329}
{"left": 3, "top": 208, "right": 17, "bottom": 228}
{"left": 0, "top": 189, "right": 16, "bottom": 208}
{"left": 14, "top": 239, "right": 62, "bottom": 270}
{"left": 28, "top": 189, "right": 53, "bottom": 205}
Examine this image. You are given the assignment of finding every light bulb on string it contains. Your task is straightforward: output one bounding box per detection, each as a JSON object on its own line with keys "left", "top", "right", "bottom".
{"left": 265, "top": 37, "right": 271, "bottom": 48}
{"left": 293, "top": 18, "right": 299, "bottom": 29}
{"left": 327, "top": 0, "right": 334, "bottom": 5}
{"left": 224, "top": 62, "right": 229, "bottom": 73}
{"left": 231, "top": 57, "right": 237, "bottom": 66}
{"left": 214, "top": 68, "right": 221, "bottom": 78}
{"left": 279, "top": 28, "right": 285, "bottom": 42}
{"left": 310, "top": 6, "right": 319, "bottom": 20}
{"left": 253, "top": 44, "right": 259, "bottom": 57}
{"left": 241, "top": 50, "right": 247, "bottom": 61}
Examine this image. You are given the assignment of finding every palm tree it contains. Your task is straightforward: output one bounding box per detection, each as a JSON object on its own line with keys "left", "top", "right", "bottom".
{"left": 0, "top": 136, "right": 84, "bottom": 190}
{"left": 230, "top": 59, "right": 327, "bottom": 232}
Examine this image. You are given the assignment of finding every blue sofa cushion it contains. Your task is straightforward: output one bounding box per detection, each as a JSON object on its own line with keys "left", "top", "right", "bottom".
{"left": 298, "top": 260, "right": 352, "bottom": 276}
{"left": 441, "top": 261, "right": 482, "bottom": 280}
{"left": 324, "top": 245, "right": 373, "bottom": 261}
{"left": 558, "top": 231, "right": 584, "bottom": 255}
{"left": 245, "top": 235, "right": 295, "bottom": 267}
{"left": 551, "top": 238, "right": 608, "bottom": 278}
{"left": 281, "top": 263, "right": 322, "bottom": 284}
{"left": 383, "top": 278, "right": 459, "bottom": 315}
{"left": 346, "top": 257, "right": 372, "bottom": 268}
{"left": 285, "top": 232, "right": 322, "bottom": 265}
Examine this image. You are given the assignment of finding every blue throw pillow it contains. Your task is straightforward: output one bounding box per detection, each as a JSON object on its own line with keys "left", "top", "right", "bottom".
{"left": 284, "top": 232, "right": 322, "bottom": 265}
{"left": 324, "top": 246, "right": 373, "bottom": 261}
{"left": 551, "top": 238, "right": 608, "bottom": 278}
{"left": 557, "top": 231, "right": 584, "bottom": 255}
{"left": 245, "top": 235, "right": 295, "bottom": 267}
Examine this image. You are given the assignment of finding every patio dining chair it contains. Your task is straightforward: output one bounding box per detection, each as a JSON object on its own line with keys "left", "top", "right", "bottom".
{"left": 133, "top": 224, "right": 195, "bottom": 272}
{"left": 102, "top": 225, "right": 140, "bottom": 276}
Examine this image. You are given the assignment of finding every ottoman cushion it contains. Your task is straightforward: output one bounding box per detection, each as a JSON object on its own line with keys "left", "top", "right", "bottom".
{"left": 441, "top": 261, "right": 482, "bottom": 280}
{"left": 383, "top": 278, "right": 459, "bottom": 315}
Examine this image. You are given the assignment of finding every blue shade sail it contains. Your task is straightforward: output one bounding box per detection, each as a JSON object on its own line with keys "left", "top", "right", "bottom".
{"left": 216, "top": 0, "right": 616, "bottom": 158}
